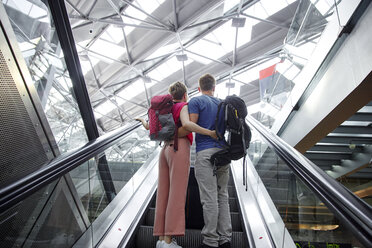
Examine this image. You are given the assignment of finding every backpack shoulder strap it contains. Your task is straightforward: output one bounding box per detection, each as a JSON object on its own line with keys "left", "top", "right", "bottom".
{"left": 215, "top": 101, "right": 225, "bottom": 141}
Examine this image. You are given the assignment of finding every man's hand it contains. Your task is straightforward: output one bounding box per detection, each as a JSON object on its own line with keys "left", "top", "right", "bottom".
{"left": 209, "top": 130, "right": 218, "bottom": 140}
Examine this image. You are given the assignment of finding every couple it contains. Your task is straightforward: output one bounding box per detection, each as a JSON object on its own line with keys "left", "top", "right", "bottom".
{"left": 138, "top": 74, "right": 232, "bottom": 248}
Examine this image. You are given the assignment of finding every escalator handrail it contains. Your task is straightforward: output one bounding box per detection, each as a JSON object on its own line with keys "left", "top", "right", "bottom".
{"left": 0, "top": 122, "right": 142, "bottom": 213}
{"left": 246, "top": 115, "right": 372, "bottom": 247}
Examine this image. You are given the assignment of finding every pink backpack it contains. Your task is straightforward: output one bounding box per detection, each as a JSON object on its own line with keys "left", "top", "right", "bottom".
{"left": 148, "top": 94, "right": 176, "bottom": 142}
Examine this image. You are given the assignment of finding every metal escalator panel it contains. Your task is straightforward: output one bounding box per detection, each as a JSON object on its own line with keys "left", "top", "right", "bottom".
{"left": 246, "top": 125, "right": 364, "bottom": 248}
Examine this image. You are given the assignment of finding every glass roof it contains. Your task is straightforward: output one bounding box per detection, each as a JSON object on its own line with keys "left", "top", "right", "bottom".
{"left": 3, "top": 0, "right": 338, "bottom": 134}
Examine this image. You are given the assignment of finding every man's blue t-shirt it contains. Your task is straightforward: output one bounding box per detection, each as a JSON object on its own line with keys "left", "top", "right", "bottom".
{"left": 188, "top": 95, "right": 223, "bottom": 153}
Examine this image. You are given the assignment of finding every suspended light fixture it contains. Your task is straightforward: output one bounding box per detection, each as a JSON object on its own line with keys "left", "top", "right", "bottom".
{"left": 143, "top": 76, "right": 152, "bottom": 83}
{"left": 231, "top": 17, "right": 246, "bottom": 28}
{"left": 176, "top": 54, "right": 188, "bottom": 61}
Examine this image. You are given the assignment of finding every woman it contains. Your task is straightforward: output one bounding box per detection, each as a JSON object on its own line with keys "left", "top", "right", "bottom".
{"left": 137, "top": 82, "right": 216, "bottom": 248}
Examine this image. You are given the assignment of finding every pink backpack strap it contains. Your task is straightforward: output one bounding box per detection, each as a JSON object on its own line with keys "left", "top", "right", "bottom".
{"left": 172, "top": 102, "right": 187, "bottom": 151}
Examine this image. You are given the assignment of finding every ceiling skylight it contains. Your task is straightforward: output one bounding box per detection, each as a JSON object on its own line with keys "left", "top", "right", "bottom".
{"left": 187, "top": 21, "right": 236, "bottom": 62}
{"left": 101, "top": 25, "right": 125, "bottom": 44}
{"left": 243, "top": 2, "right": 268, "bottom": 25}
{"left": 233, "top": 57, "right": 281, "bottom": 83}
{"left": 136, "top": 0, "right": 166, "bottom": 14}
{"left": 90, "top": 39, "right": 125, "bottom": 61}
{"left": 223, "top": 0, "right": 240, "bottom": 13}
{"left": 260, "top": 0, "right": 290, "bottom": 16}
{"left": 236, "top": 22, "right": 252, "bottom": 47}
{"left": 94, "top": 100, "right": 117, "bottom": 119}
{"left": 5, "top": 0, "right": 48, "bottom": 20}
{"left": 186, "top": 52, "right": 211, "bottom": 65}
{"left": 146, "top": 42, "right": 180, "bottom": 60}
{"left": 311, "top": 0, "right": 334, "bottom": 16}
{"left": 276, "top": 60, "right": 301, "bottom": 81}
{"left": 215, "top": 79, "right": 242, "bottom": 99}
{"left": 147, "top": 56, "right": 192, "bottom": 81}
{"left": 117, "top": 78, "right": 151, "bottom": 100}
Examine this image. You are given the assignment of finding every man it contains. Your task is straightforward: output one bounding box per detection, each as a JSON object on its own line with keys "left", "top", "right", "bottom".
{"left": 188, "top": 74, "right": 232, "bottom": 248}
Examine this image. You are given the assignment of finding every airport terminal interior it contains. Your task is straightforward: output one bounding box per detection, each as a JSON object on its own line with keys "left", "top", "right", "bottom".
{"left": 0, "top": 0, "right": 371, "bottom": 247}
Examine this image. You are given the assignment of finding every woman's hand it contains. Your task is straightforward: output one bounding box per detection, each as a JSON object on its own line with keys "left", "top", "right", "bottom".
{"left": 135, "top": 117, "right": 149, "bottom": 130}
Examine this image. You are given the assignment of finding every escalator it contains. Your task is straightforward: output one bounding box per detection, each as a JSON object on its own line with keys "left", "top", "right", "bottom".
{"left": 129, "top": 168, "right": 248, "bottom": 248}
{"left": 1, "top": 116, "right": 371, "bottom": 248}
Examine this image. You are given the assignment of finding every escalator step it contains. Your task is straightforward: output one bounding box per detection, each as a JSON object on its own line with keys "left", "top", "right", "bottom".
{"left": 134, "top": 226, "right": 247, "bottom": 248}
{"left": 149, "top": 197, "right": 238, "bottom": 219}
{"left": 229, "top": 197, "right": 238, "bottom": 212}
{"left": 228, "top": 185, "right": 236, "bottom": 198}
{"left": 143, "top": 208, "right": 242, "bottom": 232}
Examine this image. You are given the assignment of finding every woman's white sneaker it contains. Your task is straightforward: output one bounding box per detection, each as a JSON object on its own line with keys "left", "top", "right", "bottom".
{"left": 156, "top": 240, "right": 164, "bottom": 248}
{"left": 162, "top": 239, "right": 182, "bottom": 248}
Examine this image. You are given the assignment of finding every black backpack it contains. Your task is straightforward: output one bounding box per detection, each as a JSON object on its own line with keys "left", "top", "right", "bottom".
{"left": 210, "top": 95, "right": 252, "bottom": 189}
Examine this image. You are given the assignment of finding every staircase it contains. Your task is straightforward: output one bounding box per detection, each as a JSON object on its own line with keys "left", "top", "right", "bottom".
{"left": 128, "top": 167, "right": 248, "bottom": 248}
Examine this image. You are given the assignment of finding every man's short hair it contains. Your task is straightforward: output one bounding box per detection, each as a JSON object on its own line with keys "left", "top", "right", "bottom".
{"left": 168, "top": 81, "right": 187, "bottom": 100}
{"left": 199, "top": 74, "right": 216, "bottom": 91}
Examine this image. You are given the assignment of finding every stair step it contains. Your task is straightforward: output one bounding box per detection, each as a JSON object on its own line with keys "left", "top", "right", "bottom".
{"left": 144, "top": 208, "right": 243, "bottom": 231}
{"left": 134, "top": 226, "right": 247, "bottom": 248}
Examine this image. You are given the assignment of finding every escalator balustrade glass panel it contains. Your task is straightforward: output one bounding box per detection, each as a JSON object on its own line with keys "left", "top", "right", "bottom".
{"left": 0, "top": 126, "right": 158, "bottom": 248}
{"left": 247, "top": 127, "right": 364, "bottom": 248}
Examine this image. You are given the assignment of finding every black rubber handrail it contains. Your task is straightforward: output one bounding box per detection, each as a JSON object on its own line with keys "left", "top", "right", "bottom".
{"left": 246, "top": 115, "right": 372, "bottom": 247}
{"left": 0, "top": 122, "right": 141, "bottom": 213}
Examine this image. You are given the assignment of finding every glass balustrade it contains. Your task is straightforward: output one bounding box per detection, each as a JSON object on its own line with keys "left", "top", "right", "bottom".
{"left": 0, "top": 126, "right": 159, "bottom": 248}
{"left": 246, "top": 126, "right": 364, "bottom": 248}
